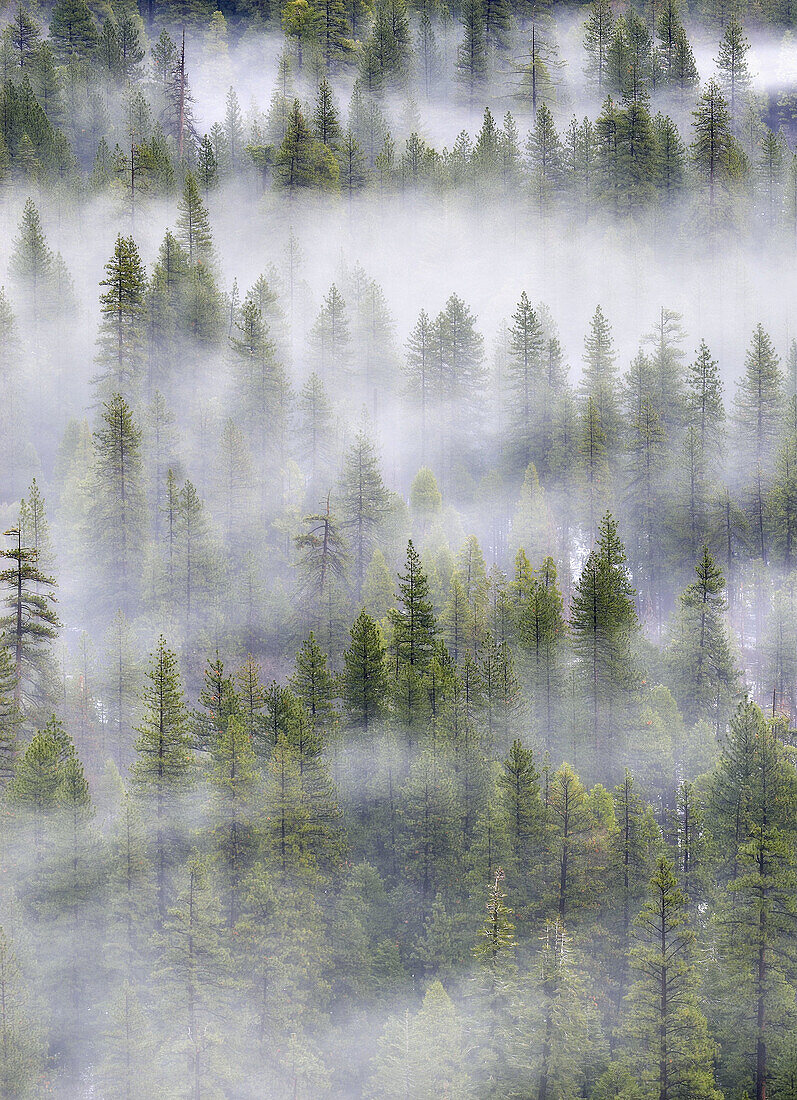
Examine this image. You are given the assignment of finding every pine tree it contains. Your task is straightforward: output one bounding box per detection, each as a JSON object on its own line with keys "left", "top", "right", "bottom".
{"left": 400, "top": 747, "right": 458, "bottom": 904}
{"left": 584, "top": 0, "right": 614, "bottom": 93}
{"left": 366, "top": 980, "right": 472, "bottom": 1098}
{"left": 769, "top": 434, "right": 797, "bottom": 569}
{"left": 155, "top": 855, "right": 233, "bottom": 1094}
{"left": 404, "top": 310, "right": 436, "bottom": 463}
{"left": 686, "top": 340, "right": 725, "bottom": 461}
{"left": 133, "top": 636, "right": 193, "bottom": 920}
{"left": 711, "top": 706, "right": 797, "bottom": 1100}
{"left": 290, "top": 632, "right": 337, "bottom": 742}
{"left": 546, "top": 762, "right": 592, "bottom": 922}
{"left": 581, "top": 305, "right": 620, "bottom": 448}
{"left": 666, "top": 546, "right": 738, "bottom": 730}
{"left": 505, "top": 292, "right": 544, "bottom": 471}
{"left": 275, "top": 100, "right": 338, "bottom": 191}
{"left": 98, "top": 982, "right": 158, "bottom": 1100}
{"left": 516, "top": 556, "right": 565, "bottom": 749}
{"left": 177, "top": 172, "right": 214, "bottom": 266}
{"left": 49, "top": 0, "right": 99, "bottom": 63}
{"left": 342, "top": 610, "right": 388, "bottom": 735}
{"left": 94, "top": 234, "right": 147, "bottom": 398}
{"left": 314, "top": 78, "right": 342, "bottom": 149}
{"left": 625, "top": 856, "right": 722, "bottom": 1100}
{"left": 0, "top": 524, "right": 59, "bottom": 711}
{"left": 497, "top": 740, "right": 543, "bottom": 918}
{"left": 389, "top": 540, "right": 437, "bottom": 673}
{"left": 309, "top": 282, "right": 351, "bottom": 387}
{"left": 715, "top": 16, "right": 751, "bottom": 123}
{"left": 0, "top": 926, "right": 46, "bottom": 1097}
{"left": 294, "top": 497, "right": 350, "bottom": 612}
{"left": 212, "top": 716, "right": 258, "bottom": 928}
{"left": 90, "top": 394, "right": 147, "bottom": 615}
{"left": 176, "top": 478, "right": 216, "bottom": 631}
{"left": 231, "top": 294, "right": 288, "bottom": 475}
{"left": 9, "top": 199, "right": 55, "bottom": 339}
{"left": 0, "top": 646, "right": 21, "bottom": 782}
{"left": 455, "top": 0, "right": 487, "bottom": 107}
{"left": 314, "top": 0, "right": 353, "bottom": 70}
{"left": 340, "top": 429, "right": 390, "bottom": 593}
{"left": 528, "top": 104, "right": 563, "bottom": 213}
{"left": 692, "top": 79, "right": 744, "bottom": 210}
{"left": 298, "top": 372, "right": 335, "bottom": 493}
{"left": 8, "top": 6, "right": 43, "bottom": 72}
{"left": 735, "top": 324, "right": 783, "bottom": 562}
{"left": 569, "top": 513, "right": 638, "bottom": 756}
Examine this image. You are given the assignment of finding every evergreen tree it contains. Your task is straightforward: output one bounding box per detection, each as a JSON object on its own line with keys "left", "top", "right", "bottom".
{"left": 625, "top": 856, "right": 722, "bottom": 1100}
{"left": 133, "top": 636, "right": 193, "bottom": 919}
{"left": 692, "top": 79, "right": 745, "bottom": 211}
{"left": 340, "top": 429, "right": 390, "bottom": 593}
{"left": 389, "top": 540, "right": 437, "bottom": 673}
{"left": 710, "top": 705, "right": 797, "bottom": 1100}
{"left": 456, "top": 0, "right": 487, "bottom": 107}
{"left": 584, "top": 0, "right": 614, "bottom": 93}
{"left": 570, "top": 513, "right": 638, "bottom": 756}
{"left": 49, "top": 0, "right": 99, "bottom": 63}
{"left": 0, "top": 926, "right": 46, "bottom": 1097}
{"left": 343, "top": 610, "right": 388, "bottom": 734}
{"left": 94, "top": 234, "right": 147, "bottom": 398}
{"left": 735, "top": 324, "right": 783, "bottom": 562}
{"left": 90, "top": 394, "right": 147, "bottom": 615}
{"left": 667, "top": 546, "right": 738, "bottom": 730}
{"left": 177, "top": 172, "right": 214, "bottom": 266}
{"left": 715, "top": 16, "right": 751, "bottom": 123}
{"left": 581, "top": 305, "right": 620, "bottom": 448}
{"left": 0, "top": 524, "right": 59, "bottom": 711}
{"left": 505, "top": 292, "right": 544, "bottom": 471}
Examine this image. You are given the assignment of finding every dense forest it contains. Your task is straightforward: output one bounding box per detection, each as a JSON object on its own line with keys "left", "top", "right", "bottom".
{"left": 1, "top": 0, "right": 797, "bottom": 1098}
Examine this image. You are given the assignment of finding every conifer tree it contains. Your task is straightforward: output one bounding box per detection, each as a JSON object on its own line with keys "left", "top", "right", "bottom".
{"left": 275, "top": 100, "right": 338, "bottom": 191}
{"left": 456, "top": 0, "right": 487, "bottom": 107}
{"left": 49, "top": 0, "right": 99, "bottom": 63}
{"left": 666, "top": 546, "right": 737, "bottom": 730}
{"left": 314, "top": 78, "right": 342, "bottom": 148}
{"left": 342, "top": 610, "right": 388, "bottom": 734}
{"left": 98, "top": 982, "right": 158, "bottom": 1100}
{"left": 295, "top": 496, "right": 350, "bottom": 609}
{"left": 711, "top": 706, "right": 797, "bottom": 1100}
{"left": 298, "top": 372, "right": 335, "bottom": 493}
{"left": 309, "top": 282, "right": 351, "bottom": 386}
{"left": 340, "top": 430, "right": 390, "bottom": 593}
{"left": 404, "top": 310, "right": 436, "bottom": 462}
{"left": 625, "top": 856, "right": 722, "bottom": 1100}
{"left": 497, "top": 740, "right": 543, "bottom": 915}
{"left": 91, "top": 394, "right": 147, "bottom": 615}
{"left": 133, "top": 636, "right": 192, "bottom": 919}
{"left": 389, "top": 540, "right": 437, "bottom": 673}
{"left": 570, "top": 514, "right": 638, "bottom": 756}
{"left": 505, "top": 292, "right": 544, "bottom": 472}
{"left": 9, "top": 199, "right": 54, "bottom": 338}
{"left": 692, "top": 80, "right": 744, "bottom": 210}
{"left": 546, "top": 762, "right": 591, "bottom": 922}
{"left": 94, "top": 234, "right": 147, "bottom": 398}
{"left": 155, "top": 855, "right": 233, "bottom": 1094}
{"left": 0, "top": 524, "right": 59, "bottom": 711}
{"left": 177, "top": 172, "right": 214, "bottom": 266}
{"left": 715, "top": 16, "right": 751, "bottom": 123}
{"left": 581, "top": 305, "right": 620, "bottom": 448}
{"left": 516, "top": 556, "right": 565, "bottom": 748}
{"left": 0, "top": 926, "right": 46, "bottom": 1097}
{"left": 584, "top": 0, "right": 614, "bottom": 93}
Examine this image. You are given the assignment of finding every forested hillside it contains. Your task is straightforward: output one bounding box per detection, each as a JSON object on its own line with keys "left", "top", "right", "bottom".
{"left": 1, "top": 0, "right": 797, "bottom": 1098}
